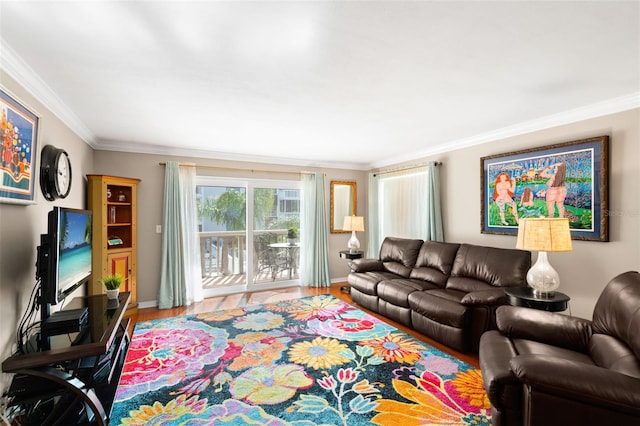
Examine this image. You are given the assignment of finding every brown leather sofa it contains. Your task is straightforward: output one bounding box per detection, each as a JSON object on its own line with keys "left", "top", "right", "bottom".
{"left": 479, "top": 271, "right": 640, "bottom": 426}
{"left": 347, "top": 237, "right": 531, "bottom": 352}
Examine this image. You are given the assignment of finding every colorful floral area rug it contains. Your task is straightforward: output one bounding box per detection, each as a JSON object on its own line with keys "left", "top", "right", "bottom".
{"left": 110, "top": 295, "right": 491, "bottom": 425}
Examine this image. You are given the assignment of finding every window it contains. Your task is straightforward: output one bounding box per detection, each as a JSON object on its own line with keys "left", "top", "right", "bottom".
{"left": 196, "top": 177, "right": 301, "bottom": 296}
{"left": 370, "top": 168, "right": 429, "bottom": 252}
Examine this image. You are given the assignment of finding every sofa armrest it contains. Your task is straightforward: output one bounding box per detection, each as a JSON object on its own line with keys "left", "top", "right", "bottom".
{"left": 496, "top": 305, "right": 592, "bottom": 352}
{"left": 350, "top": 258, "right": 384, "bottom": 273}
{"left": 511, "top": 355, "right": 640, "bottom": 415}
{"left": 460, "top": 288, "right": 506, "bottom": 306}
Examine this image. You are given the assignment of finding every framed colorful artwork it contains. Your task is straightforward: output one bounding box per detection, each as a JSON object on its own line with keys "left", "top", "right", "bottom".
{"left": 481, "top": 136, "right": 609, "bottom": 241}
{"left": 1, "top": 87, "right": 40, "bottom": 204}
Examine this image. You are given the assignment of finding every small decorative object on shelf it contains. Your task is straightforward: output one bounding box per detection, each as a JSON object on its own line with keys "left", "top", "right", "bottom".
{"left": 108, "top": 236, "right": 123, "bottom": 246}
{"left": 102, "top": 273, "right": 123, "bottom": 299}
{"left": 118, "top": 191, "right": 126, "bottom": 202}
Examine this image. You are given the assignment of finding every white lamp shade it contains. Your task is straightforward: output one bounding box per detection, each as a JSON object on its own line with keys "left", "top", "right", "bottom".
{"left": 516, "top": 218, "right": 572, "bottom": 252}
{"left": 343, "top": 216, "right": 365, "bottom": 232}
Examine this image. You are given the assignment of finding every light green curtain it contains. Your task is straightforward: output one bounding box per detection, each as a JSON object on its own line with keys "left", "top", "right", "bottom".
{"left": 301, "top": 172, "right": 331, "bottom": 287}
{"left": 367, "top": 172, "right": 380, "bottom": 258}
{"left": 158, "top": 162, "right": 203, "bottom": 308}
{"left": 426, "top": 161, "right": 444, "bottom": 241}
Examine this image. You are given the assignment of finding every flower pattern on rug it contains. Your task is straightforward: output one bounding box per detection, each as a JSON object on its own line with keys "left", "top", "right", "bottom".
{"left": 111, "top": 295, "right": 491, "bottom": 425}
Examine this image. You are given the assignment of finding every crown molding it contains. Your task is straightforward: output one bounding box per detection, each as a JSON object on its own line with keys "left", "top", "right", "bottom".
{"left": 94, "top": 139, "right": 371, "bottom": 171}
{"left": 1, "top": 38, "right": 96, "bottom": 145}
{"left": 370, "top": 92, "right": 640, "bottom": 169}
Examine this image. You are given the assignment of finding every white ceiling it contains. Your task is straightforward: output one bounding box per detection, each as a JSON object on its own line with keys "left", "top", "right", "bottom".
{"left": 1, "top": 1, "right": 639, "bottom": 170}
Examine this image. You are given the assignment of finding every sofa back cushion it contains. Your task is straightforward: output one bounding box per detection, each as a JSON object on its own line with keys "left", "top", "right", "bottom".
{"left": 448, "top": 244, "right": 531, "bottom": 292}
{"left": 409, "top": 241, "right": 460, "bottom": 287}
{"left": 592, "top": 271, "right": 640, "bottom": 360}
{"left": 379, "top": 237, "right": 423, "bottom": 278}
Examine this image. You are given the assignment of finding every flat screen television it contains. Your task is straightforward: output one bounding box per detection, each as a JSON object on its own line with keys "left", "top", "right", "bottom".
{"left": 37, "top": 207, "right": 92, "bottom": 307}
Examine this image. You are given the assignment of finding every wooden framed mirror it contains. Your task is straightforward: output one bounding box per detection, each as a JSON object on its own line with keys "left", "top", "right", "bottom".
{"left": 330, "top": 181, "right": 357, "bottom": 233}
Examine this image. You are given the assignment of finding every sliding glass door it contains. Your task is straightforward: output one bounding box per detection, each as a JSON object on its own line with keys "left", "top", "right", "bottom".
{"left": 196, "top": 177, "right": 300, "bottom": 297}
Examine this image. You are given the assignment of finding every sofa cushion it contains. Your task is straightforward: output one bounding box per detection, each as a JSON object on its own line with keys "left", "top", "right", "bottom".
{"left": 347, "top": 271, "right": 402, "bottom": 295}
{"left": 378, "top": 279, "right": 437, "bottom": 308}
{"left": 448, "top": 244, "right": 530, "bottom": 291}
{"left": 589, "top": 334, "right": 640, "bottom": 379}
{"left": 379, "top": 237, "right": 423, "bottom": 278}
{"left": 409, "top": 241, "right": 460, "bottom": 287}
{"left": 408, "top": 290, "right": 468, "bottom": 328}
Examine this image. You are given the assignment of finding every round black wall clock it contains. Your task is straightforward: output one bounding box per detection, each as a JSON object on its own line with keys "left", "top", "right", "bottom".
{"left": 40, "top": 145, "right": 72, "bottom": 201}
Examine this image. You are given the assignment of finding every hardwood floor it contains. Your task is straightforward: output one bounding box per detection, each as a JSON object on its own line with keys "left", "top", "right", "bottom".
{"left": 131, "top": 282, "right": 480, "bottom": 368}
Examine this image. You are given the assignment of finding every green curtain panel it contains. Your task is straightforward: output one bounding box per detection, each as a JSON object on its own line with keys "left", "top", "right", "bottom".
{"left": 367, "top": 172, "right": 380, "bottom": 258}
{"left": 158, "top": 162, "right": 203, "bottom": 308}
{"left": 301, "top": 172, "right": 331, "bottom": 287}
{"left": 426, "top": 161, "right": 444, "bottom": 242}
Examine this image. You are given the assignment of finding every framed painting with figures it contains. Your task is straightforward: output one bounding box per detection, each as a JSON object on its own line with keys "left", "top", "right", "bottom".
{"left": 1, "top": 87, "right": 39, "bottom": 204}
{"left": 481, "top": 136, "right": 609, "bottom": 241}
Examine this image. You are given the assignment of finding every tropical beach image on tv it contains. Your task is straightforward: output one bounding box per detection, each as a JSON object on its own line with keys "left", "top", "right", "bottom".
{"left": 57, "top": 209, "right": 92, "bottom": 292}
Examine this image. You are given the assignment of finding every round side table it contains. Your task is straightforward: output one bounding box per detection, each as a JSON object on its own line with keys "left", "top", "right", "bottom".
{"left": 339, "top": 250, "right": 364, "bottom": 293}
{"left": 504, "top": 286, "right": 570, "bottom": 312}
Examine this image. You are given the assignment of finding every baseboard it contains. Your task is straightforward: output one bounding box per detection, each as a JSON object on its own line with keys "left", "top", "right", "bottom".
{"left": 138, "top": 300, "right": 158, "bottom": 309}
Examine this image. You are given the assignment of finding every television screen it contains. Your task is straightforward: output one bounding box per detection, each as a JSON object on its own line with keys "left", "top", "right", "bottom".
{"left": 55, "top": 208, "right": 92, "bottom": 295}
{"left": 42, "top": 207, "right": 92, "bottom": 305}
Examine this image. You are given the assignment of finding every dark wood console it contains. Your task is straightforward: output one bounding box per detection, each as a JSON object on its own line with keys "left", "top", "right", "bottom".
{"left": 2, "top": 292, "right": 131, "bottom": 425}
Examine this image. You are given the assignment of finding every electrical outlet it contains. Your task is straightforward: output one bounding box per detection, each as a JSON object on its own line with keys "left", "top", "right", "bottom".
{"left": 156, "top": 225, "right": 162, "bottom": 233}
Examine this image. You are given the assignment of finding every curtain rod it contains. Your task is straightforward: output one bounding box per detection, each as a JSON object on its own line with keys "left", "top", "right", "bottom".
{"left": 159, "top": 162, "right": 303, "bottom": 176}
{"left": 373, "top": 161, "right": 442, "bottom": 177}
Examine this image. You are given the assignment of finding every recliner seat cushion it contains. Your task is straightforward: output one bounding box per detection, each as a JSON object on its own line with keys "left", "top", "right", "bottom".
{"left": 408, "top": 290, "right": 468, "bottom": 328}
{"left": 511, "top": 339, "right": 596, "bottom": 365}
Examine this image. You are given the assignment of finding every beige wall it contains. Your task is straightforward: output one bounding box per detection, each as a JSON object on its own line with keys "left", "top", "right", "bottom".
{"left": 388, "top": 109, "right": 639, "bottom": 319}
{"left": 92, "top": 150, "right": 368, "bottom": 304}
{"left": 0, "top": 71, "right": 94, "bottom": 392}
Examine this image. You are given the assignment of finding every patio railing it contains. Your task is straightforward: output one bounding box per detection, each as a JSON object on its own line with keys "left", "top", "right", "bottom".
{"left": 199, "top": 229, "right": 290, "bottom": 278}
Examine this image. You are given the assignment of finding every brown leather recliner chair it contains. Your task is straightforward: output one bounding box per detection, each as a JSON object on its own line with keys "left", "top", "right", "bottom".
{"left": 479, "top": 271, "right": 640, "bottom": 426}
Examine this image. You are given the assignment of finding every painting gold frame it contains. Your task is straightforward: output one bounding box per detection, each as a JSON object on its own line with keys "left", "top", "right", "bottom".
{"left": 330, "top": 181, "right": 357, "bottom": 233}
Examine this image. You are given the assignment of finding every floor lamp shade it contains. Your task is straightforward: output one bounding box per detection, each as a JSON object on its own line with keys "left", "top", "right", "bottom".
{"left": 343, "top": 215, "right": 364, "bottom": 253}
{"left": 516, "top": 218, "right": 572, "bottom": 295}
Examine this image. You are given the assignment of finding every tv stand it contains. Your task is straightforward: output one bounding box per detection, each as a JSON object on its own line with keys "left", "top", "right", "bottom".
{"left": 2, "top": 292, "right": 131, "bottom": 425}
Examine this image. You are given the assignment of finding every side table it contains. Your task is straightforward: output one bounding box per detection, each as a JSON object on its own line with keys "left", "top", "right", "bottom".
{"left": 504, "top": 286, "right": 570, "bottom": 312}
{"left": 339, "top": 250, "right": 364, "bottom": 293}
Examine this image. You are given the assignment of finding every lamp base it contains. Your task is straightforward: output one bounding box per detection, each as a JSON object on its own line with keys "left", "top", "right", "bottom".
{"left": 532, "top": 288, "right": 556, "bottom": 298}
{"left": 347, "top": 231, "right": 360, "bottom": 254}
{"left": 526, "top": 251, "right": 560, "bottom": 296}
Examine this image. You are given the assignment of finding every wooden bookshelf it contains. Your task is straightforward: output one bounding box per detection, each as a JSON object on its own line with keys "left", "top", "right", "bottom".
{"left": 87, "top": 175, "right": 141, "bottom": 315}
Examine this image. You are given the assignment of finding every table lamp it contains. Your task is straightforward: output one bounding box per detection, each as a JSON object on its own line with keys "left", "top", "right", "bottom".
{"left": 516, "top": 218, "right": 572, "bottom": 296}
{"left": 343, "top": 215, "right": 364, "bottom": 253}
